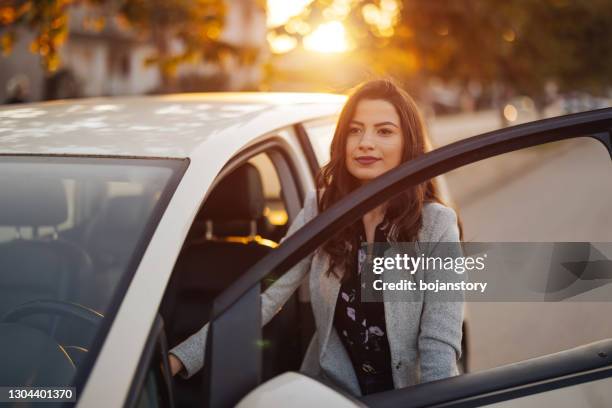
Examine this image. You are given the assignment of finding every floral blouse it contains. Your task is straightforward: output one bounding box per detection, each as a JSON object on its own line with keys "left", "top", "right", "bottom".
{"left": 333, "top": 219, "right": 394, "bottom": 395}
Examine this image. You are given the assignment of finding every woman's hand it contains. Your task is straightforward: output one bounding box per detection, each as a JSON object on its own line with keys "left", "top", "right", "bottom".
{"left": 169, "top": 353, "right": 185, "bottom": 377}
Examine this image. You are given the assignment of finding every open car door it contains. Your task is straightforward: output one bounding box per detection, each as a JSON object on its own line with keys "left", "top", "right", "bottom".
{"left": 201, "top": 108, "right": 612, "bottom": 408}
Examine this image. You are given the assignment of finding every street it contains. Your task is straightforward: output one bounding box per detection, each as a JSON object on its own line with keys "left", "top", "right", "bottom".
{"left": 430, "top": 110, "right": 612, "bottom": 371}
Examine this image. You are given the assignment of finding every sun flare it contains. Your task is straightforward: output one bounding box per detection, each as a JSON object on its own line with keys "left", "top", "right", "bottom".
{"left": 303, "top": 21, "right": 350, "bottom": 53}
{"left": 266, "top": 0, "right": 313, "bottom": 28}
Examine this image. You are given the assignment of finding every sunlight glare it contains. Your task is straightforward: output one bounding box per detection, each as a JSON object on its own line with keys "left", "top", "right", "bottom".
{"left": 267, "top": 0, "right": 314, "bottom": 27}
{"left": 267, "top": 32, "right": 298, "bottom": 54}
{"left": 361, "top": 0, "right": 400, "bottom": 37}
{"left": 504, "top": 104, "right": 518, "bottom": 122}
{"left": 304, "top": 21, "right": 350, "bottom": 53}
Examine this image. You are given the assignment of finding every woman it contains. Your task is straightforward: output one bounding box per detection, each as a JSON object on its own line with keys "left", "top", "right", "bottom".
{"left": 168, "top": 79, "right": 464, "bottom": 396}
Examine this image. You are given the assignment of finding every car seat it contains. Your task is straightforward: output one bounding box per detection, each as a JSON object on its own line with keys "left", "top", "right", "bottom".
{"left": 0, "top": 175, "right": 93, "bottom": 341}
{"left": 161, "top": 163, "right": 302, "bottom": 407}
{"left": 82, "top": 194, "right": 155, "bottom": 313}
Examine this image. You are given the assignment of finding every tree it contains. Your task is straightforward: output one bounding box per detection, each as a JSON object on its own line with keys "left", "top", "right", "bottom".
{"left": 268, "top": 0, "right": 612, "bottom": 103}
{"left": 0, "top": 0, "right": 264, "bottom": 90}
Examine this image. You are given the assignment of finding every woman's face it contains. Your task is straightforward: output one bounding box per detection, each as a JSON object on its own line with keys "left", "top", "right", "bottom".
{"left": 345, "top": 98, "right": 404, "bottom": 183}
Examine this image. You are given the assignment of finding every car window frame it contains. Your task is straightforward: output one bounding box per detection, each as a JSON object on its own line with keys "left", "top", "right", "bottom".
{"left": 298, "top": 115, "right": 339, "bottom": 169}
{"left": 125, "top": 314, "right": 175, "bottom": 408}
{"left": 362, "top": 339, "right": 612, "bottom": 408}
{"left": 132, "top": 132, "right": 309, "bottom": 406}
{"left": 198, "top": 133, "right": 311, "bottom": 406}
{"left": 202, "top": 108, "right": 612, "bottom": 407}
{"left": 294, "top": 122, "right": 322, "bottom": 179}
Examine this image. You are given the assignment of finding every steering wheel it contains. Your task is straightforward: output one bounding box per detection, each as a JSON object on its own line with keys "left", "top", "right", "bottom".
{"left": 0, "top": 300, "right": 103, "bottom": 386}
{"left": 2, "top": 299, "right": 103, "bottom": 355}
{"left": 1, "top": 299, "right": 103, "bottom": 327}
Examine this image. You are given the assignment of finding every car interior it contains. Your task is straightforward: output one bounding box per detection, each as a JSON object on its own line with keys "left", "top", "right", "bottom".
{"left": 0, "top": 161, "right": 176, "bottom": 389}
{"left": 0, "top": 175, "right": 98, "bottom": 385}
{"left": 160, "top": 153, "right": 313, "bottom": 407}
{"left": 80, "top": 194, "right": 157, "bottom": 311}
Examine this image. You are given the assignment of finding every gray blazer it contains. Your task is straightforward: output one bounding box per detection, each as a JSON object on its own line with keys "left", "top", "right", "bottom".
{"left": 170, "top": 190, "right": 464, "bottom": 396}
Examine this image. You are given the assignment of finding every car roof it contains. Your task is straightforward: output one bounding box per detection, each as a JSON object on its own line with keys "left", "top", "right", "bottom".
{"left": 0, "top": 93, "right": 345, "bottom": 158}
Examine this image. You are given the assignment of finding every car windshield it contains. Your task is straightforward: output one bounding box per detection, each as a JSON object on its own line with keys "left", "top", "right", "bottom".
{"left": 0, "top": 156, "right": 184, "bottom": 392}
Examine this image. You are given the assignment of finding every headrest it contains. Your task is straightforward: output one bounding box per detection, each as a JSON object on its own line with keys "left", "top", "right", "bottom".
{"left": 85, "top": 195, "right": 152, "bottom": 241}
{"left": 84, "top": 195, "right": 153, "bottom": 266}
{"left": 197, "top": 163, "right": 265, "bottom": 222}
{"left": 0, "top": 175, "right": 68, "bottom": 226}
{"left": 100, "top": 195, "right": 151, "bottom": 228}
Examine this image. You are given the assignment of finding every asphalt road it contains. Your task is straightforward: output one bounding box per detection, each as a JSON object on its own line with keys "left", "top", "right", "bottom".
{"left": 429, "top": 111, "right": 612, "bottom": 372}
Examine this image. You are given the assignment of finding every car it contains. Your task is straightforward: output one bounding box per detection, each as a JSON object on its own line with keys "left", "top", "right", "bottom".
{"left": 0, "top": 94, "right": 610, "bottom": 408}
{"left": 0, "top": 93, "right": 347, "bottom": 407}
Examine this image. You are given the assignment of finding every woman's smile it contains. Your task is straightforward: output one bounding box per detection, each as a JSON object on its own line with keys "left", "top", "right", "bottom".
{"left": 355, "top": 155, "right": 381, "bottom": 165}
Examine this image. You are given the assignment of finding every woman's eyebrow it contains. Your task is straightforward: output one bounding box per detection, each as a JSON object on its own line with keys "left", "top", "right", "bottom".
{"left": 350, "top": 120, "right": 399, "bottom": 128}
{"left": 374, "top": 121, "right": 399, "bottom": 128}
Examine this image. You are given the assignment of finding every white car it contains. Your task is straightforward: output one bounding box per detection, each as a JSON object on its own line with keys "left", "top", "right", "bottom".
{"left": 0, "top": 94, "right": 610, "bottom": 408}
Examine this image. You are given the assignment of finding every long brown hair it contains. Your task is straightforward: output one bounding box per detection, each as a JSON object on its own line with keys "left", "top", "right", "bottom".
{"left": 316, "top": 79, "right": 460, "bottom": 280}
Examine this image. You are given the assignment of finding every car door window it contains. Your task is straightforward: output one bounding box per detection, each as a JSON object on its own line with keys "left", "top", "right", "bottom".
{"left": 199, "top": 110, "right": 612, "bottom": 407}
{"left": 303, "top": 117, "right": 338, "bottom": 167}
{"left": 442, "top": 136, "right": 612, "bottom": 373}
{"left": 247, "top": 152, "right": 289, "bottom": 241}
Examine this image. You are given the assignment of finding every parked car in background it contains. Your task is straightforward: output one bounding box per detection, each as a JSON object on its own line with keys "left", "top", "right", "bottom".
{"left": 503, "top": 92, "right": 612, "bottom": 127}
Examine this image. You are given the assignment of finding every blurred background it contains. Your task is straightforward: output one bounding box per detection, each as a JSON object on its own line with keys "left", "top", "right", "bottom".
{"left": 1, "top": 0, "right": 611, "bottom": 124}
{"left": 2, "top": 0, "right": 612, "bottom": 373}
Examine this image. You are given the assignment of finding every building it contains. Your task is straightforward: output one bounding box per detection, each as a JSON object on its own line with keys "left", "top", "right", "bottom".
{"left": 0, "top": 0, "right": 267, "bottom": 103}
